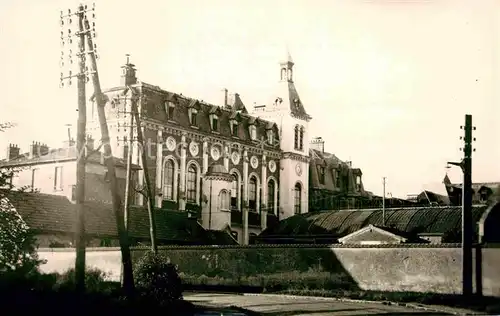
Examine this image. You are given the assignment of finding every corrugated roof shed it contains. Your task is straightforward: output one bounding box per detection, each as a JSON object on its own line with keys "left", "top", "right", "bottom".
{"left": 261, "top": 206, "right": 490, "bottom": 239}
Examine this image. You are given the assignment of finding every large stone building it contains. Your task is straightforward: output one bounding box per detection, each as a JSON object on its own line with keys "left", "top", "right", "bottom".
{"left": 83, "top": 53, "right": 370, "bottom": 244}
{"left": 1, "top": 53, "right": 371, "bottom": 245}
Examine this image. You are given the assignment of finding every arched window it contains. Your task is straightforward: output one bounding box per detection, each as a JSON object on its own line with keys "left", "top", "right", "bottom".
{"left": 163, "top": 159, "right": 175, "bottom": 200}
{"left": 231, "top": 173, "right": 239, "bottom": 209}
{"left": 294, "top": 125, "right": 299, "bottom": 150}
{"left": 294, "top": 182, "right": 302, "bottom": 214}
{"left": 267, "top": 180, "right": 276, "bottom": 214}
{"left": 219, "top": 190, "right": 229, "bottom": 210}
{"left": 299, "top": 126, "right": 304, "bottom": 150}
{"left": 186, "top": 165, "right": 197, "bottom": 202}
{"left": 248, "top": 176, "right": 257, "bottom": 212}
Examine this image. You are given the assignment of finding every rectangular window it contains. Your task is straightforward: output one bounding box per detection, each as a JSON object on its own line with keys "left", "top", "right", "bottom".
{"left": 190, "top": 112, "right": 197, "bottom": 126}
{"left": 318, "top": 166, "right": 325, "bottom": 185}
{"left": 166, "top": 101, "right": 175, "bottom": 120}
{"left": 267, "top": 130, "right": 274, "bottom": 145}
{"left": 212, "top": 117, "right": 218, "bottom": 131}
{"left": 54, "top": 166, "right": 63, "bottom": 191}
{"left": 249, "top": 125, "right": 257, "bottom": 140}
{"left": 231, "top": 122, "right": 238, "bottom": 137}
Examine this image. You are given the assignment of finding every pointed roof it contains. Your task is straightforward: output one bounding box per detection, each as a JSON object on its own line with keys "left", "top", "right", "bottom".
{"left": 276, "top": 50, "right": 311, "bottom": 121}
{"left": 280, "top": 48, "right": 294, "bottom": 65}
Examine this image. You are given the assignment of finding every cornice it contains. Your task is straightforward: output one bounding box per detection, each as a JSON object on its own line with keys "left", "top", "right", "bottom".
{"left": 142, "top": 119, "right": 281, "bottom": 159}
{"left": 282, "top": 151, "right": 310, "bottom": 163}
{"left": 204, "top": 173, "right": 234, "bottom": 182}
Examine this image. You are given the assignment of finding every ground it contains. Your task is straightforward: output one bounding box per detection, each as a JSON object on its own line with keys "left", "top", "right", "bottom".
{"left": 185, "top": 292, "right": 476, "bottom": 315}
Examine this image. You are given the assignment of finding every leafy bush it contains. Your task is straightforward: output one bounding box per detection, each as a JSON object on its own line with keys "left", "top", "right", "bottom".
{"left": 54, "top": 267, "right": 109, "bottom": 293}
{"left": 0, "top": 196, "right": 45, "bottom": 276}
{"left": 134, "top": 251, "right": 183, "bottom": 304}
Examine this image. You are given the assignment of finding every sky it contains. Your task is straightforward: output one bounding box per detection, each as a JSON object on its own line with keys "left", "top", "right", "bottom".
{"left": 1, "top": 0, "right": 499, "bottom": 198}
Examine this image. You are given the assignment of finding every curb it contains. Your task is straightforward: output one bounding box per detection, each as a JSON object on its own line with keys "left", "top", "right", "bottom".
{"left": 241, "top": 292, "right": 475, "bottom": 315}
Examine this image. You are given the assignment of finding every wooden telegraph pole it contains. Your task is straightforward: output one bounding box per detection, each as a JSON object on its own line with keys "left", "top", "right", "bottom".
{"left": 59, "top": 4, "right": 93, "bottom": 293}
{"left": 448, "top": 114, "right": 475, "bottom": 297}
{"left": 119, "top": 86, "right": 158, "bottom": 253}
{"left": 81, "top": 5, "right": 135, "bottom": 297}
{"left": 461, "top": 114, "right": 475, "bottom": 297}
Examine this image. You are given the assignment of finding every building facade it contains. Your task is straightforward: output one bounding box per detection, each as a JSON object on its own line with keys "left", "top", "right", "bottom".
{"left": 0, "top": 139, "right": 139, "bottom": 204}
{"left": 83, "top": 53, "right": 372, "bottom": 244}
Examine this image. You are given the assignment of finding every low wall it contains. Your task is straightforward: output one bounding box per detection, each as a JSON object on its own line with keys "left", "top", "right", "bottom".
{"left": 38, "top": 244, "right": 500, "bottom": 297}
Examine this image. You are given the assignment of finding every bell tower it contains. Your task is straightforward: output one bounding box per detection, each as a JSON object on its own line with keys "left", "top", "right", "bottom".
{"left": 251, "top": 49, "right": 312, "bottom": 219}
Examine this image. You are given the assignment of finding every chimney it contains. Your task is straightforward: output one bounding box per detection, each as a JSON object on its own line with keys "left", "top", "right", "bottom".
{"left": 5, "top": 144, "right": 20, "bottom": 161}
{"left": 222, "top": 88, "right": 228, "bottom": 107}
{"left": 310, "top": 137, "right": 325, "bottom": 153}
{"left": 39, "top": 143, "right": 49, "bottom": 156}
{"left": 120, "top": 54, "right": 137, "bottom": 86}
{"left": 227, "top": 93, "right": 236, "bottom": 107}
{"left": 29, "top": 141, "right": 41, "bottom": 159}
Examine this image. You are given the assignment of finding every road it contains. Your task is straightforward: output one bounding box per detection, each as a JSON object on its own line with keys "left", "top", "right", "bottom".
{"left": 184, "top": 292, "right": 468, "bottom": 315}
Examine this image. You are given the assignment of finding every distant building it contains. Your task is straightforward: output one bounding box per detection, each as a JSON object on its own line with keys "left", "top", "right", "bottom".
{"left": 443, "top": 174, "right": 500, "bottom": 206}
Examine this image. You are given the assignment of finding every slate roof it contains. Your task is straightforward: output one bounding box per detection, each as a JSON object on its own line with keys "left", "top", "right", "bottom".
{"left": 0, "top": 146, "right": 139, "bottom": 170}
{"left": 0, "top": 190, "right": 236, "bottom": 245}
{"left": 105, "top": 84, "right": 280, "bottom": 151}
{"left": 261, "top": 206, "right": 489, "bottom": 239}
{"left": 309, "top": 149, "right": 368, "bottom": 196}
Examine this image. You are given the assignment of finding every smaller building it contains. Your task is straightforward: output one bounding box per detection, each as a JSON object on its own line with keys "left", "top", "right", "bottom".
{"left": 1, "top": 138, "right": 140, "bottom": 205}
{"left": 443, "top": 174, "right": 500, "bottom": 206}
{"left": 337, "top": 225, "right": 429, "bottom": 245}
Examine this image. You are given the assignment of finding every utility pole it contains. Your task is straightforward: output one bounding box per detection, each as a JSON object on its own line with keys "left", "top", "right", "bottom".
{"left": 462, "top": 114, "right": 474, "bottom": 297}
{"left": 60, "top": 4, "right": 92, "bottom": 293}
{"left": 382, "top": 177, "right": 386, "bottom": 226}
{"left": 123, "top": 84, "right": 134, "bottom": 232}
{"left": 129, "top": 91, "right": 158, "bottom": 253}
{"left": 81, "top": 7, "right": 135, "bottom": 297}
{"left": 448, "top": 114, "right": 475, "bottom": 297}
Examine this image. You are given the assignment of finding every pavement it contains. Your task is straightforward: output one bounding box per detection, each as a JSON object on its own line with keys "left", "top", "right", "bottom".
{"left": 184, "top": 292, "right": 480, "bottom": 315}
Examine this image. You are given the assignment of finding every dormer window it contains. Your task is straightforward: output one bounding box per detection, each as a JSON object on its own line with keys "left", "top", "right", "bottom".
{"left": 318, "top": 166, "right": 325, "bottom": 184}
{"left": 230, "top": 120, "right": 238, "bottom": 137}
{"left": 267, "top": 129, "right": 274, "bottom": 145}
{"left": 165, "top": 101, "right": 175, "bottom": 120}
{"left": 356, "top": 175, "right": 362, "bottom": 191}
{"left": 249, "top": 125, "right": 257, "bottom": 141}
{"left": 210, "top": 114, "right": 219, "bottom": 131}
{"left": 188, "top": 108, "right": 198, "bottom": 126}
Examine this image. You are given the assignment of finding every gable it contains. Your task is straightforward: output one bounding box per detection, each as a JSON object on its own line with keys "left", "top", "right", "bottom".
{"left": 338, "top": 225, "right": 406, "bottom": 244}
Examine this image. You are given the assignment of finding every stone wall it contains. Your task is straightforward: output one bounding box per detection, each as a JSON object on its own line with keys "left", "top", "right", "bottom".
{"left": 38, "top": 244, "right": 500, "bottom": 297}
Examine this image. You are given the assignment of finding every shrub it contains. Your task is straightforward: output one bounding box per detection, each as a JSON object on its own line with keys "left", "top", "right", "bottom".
{"left": 134, "top": 251, "right": 183, "bottom": 304}
{"left": 0, "top": 196, "right": 45, "bottom": 276}
{"left": 54, "top": 267, "right": 109, "bottom": 293}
